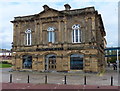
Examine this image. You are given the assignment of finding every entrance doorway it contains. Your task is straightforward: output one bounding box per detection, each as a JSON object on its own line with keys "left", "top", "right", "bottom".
{"left": 22, "top": 55, "right": 32, "bottom": 69}
{"left": 45, "top": 54, "right": 56, "bottom": 71}
{"left": 70, "top": 54, "right": 84, "bottom": 70}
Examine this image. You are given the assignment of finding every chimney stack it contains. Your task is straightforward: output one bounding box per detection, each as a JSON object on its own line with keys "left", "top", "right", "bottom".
{"left": 43, "top": 5, "right": 49, "bottom": 11}
{"left": 64, "top": 4, "right": 71, "bottom": 10}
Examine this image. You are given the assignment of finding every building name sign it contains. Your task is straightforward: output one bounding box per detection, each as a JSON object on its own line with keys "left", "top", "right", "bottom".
{"left": 36, "top": 48, "right": 64, "bottom": 51}
{"left": 15, "top": 47, "right": 85, "bottom": 52}
{"left": 36, "top": 47, "right": 83, "bottom": 51}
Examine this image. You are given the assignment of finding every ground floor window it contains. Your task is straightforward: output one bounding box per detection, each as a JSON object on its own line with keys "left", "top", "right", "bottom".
{"left": 70, "top": 54, "right": 84, "bottom": 70}
{"left": 45, "top": 54, "right": 56, "bottom": 71}
{"left": 22, "top": 55, "right": 32, "bottom": 69}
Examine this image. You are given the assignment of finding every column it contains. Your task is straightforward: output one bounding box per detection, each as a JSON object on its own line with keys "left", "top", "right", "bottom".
{"left": 58, "top": 20, "right": 61, "bottom": 43}
{"left": 88, "top": 18, "right": 92, "bottom": 42}
{"left": 85, "top": 17, "right": 88, "bottom": 42}
{"left": 64, "top": 19, "right": 67, "bottom": 43}
{"left": 40, "top": 21, "right": 43, "bottom": 44}
{"left": 34, "top": 20, "right": 38, "bottom": 45}
{"left": 81, "top": 27, "right": 85, "bottom": 43}
{"left": 17, "top": 22, "right": 20, "bottom": 46}
{"left": 91, "top": 17, "right": 96, "bottom": 41}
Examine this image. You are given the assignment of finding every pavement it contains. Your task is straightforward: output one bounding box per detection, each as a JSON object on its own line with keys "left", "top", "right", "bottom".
{"left": 0, "top": 66, "right": 119, "bottom": 90}
{"left": 1, "top": 66, "right": 119, "bottom": 86}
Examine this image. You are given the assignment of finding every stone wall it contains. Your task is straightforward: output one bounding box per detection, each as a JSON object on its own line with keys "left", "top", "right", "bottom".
{"left": 11, "top": 5, "right": 106, "bottom": 73}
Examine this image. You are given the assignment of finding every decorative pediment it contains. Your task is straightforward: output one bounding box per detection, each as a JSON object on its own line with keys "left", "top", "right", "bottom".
{"left": 39, "top": 8, "right": 63, "bottom": 18}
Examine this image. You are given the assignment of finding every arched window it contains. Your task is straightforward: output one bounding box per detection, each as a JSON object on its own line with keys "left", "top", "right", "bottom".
{"left": 72, "top": 24, "right": 81, "bottom": 43}
{"left": 22, "top": 55, "right": 32, "bottom": 69}
{"left": 25, "top": 29, "right": 32, "bottom": 45}
{"left": 47, "top": 27, "right": 55, "bottom": 43}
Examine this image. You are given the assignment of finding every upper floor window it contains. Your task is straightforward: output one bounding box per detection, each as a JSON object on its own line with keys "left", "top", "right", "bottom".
{"left": 47, "top": 27, "right": 55, "bottom": 43}
{"left": 25, "top": 29, "right": 32, "bottom": 45}
{"left": 72, "top": 24, "right": 81, "bottom": 43}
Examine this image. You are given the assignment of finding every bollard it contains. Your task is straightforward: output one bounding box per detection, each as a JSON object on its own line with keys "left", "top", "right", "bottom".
{"left": 84, "top": 76, "right": 87, "bottom": 85}
{"left": 64, "top": 75, "right": 67, "bottom": 84}
{"left": 111, "top": 76, "right": 113, "bottom": 86}
{"left": 9, "top": 74, "right": 12, "bottom": 83}
{"left": 27, "top": 75, "right": 29, "bottom": 83}
{"left": 45, "top": 75, "right": 47, "bottom": 84}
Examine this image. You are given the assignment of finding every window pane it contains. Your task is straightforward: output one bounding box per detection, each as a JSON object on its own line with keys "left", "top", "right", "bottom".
{"left": 72, "top": 30, "right": 74, "bottom": 42}
{"left": 23, "top": 55, "right": 32, "bottom": 69}
{"left": 50, "top": 31, "right": 52, "bottom": 42}
{"left": 48, "top": 31, "right": 55, "bottom": 43}
{"left": 70, "top": 54, "right": 83, "bottom": 70}
{"left": 25, "top": 35, "right": 27, "bottom": 45}
{"left": 25, "top": 29, "right": 32, "bottom": 45}
{"left": 72, "top": 29, "right": 80, "bottom": 43}
{"left": 28, "top": 33, "right": 30, "bottom": 45}
{"left": 47, "top": 27, "right": 55, "bottom": 43}
{"left": 52, "top": 32, "right": 55, "bottom": 43}
{"left": 48, "top": 31, "right": 52, "bottom": 42}
{"left": 75, "top": 29, "right": 78, "bottom": 42}
{"left": 80, "top": 30, "right": 81, "bottom": 42}
{"left": 72, "top": 24, "right": 81, "bottom": 43}
{"left": 48, "top": 32, "right": 50, "bottom": 42}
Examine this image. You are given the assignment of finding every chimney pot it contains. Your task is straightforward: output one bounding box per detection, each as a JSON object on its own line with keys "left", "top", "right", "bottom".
{"left": 64, "top": 4, "right": 71, "bottom": 10}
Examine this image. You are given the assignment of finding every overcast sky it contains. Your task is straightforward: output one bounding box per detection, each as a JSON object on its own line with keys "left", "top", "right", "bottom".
{"left": 0, "top": 0, "right": 119, "bottom": 50}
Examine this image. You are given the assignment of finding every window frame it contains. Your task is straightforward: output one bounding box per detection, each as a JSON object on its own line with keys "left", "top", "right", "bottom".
{"left": 72, "top": 24, "right": 81, "bottom": 43}
{"left": 47, "top": 27, "right": 55, "bottom": 43}
{"left": 25, "top": 29, "right": 32, "bottom": 46}
{"left": 70, "top": 54, "right": 84, "bottom": 70}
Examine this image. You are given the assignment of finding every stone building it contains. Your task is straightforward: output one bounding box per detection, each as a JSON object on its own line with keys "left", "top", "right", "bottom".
{"left": 11, "top": 4, "right": 106, "bottom": 73}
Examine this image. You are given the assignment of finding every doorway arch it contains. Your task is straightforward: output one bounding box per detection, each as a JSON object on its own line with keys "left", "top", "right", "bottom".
{"left": 45, "top": 54, "right": 56, "bottom": 71}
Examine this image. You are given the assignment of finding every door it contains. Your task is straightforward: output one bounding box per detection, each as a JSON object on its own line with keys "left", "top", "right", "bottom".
{"left": 48, "top": 57, "right": 56, "bottom": 70}
{"left": 45, "top": 54, "right": 56, "bottom": 71}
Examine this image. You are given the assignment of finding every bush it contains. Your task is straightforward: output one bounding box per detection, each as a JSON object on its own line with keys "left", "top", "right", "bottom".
{"left": 1, "top": 61, "right": 9, "bottom": 64}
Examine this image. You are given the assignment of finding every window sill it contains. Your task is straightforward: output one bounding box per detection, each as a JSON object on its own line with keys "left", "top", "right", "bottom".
{"left": 72, "top": 42, "right": 81, "bottom": 44}
{"left": 24, "top": 45, "right": 32, "bottom": 47}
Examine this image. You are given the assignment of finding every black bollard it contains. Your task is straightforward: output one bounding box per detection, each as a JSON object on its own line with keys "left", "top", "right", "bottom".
{"left": 27, "top": 75, "right": 29, "bottom": 83}
{"left": 9, "top": 74, "right": 12, "bottom": 83}
{"left": 45, "top": 75, "right": 47, "bottom": 84}
{"left": 84, "top": 76, "right": 87, "bottom": 85}
{"left": 64, "top": 75, "right": 67, "bottom": 84}
{"left": 111, "top": 76, "right": 113, "bottom": 86}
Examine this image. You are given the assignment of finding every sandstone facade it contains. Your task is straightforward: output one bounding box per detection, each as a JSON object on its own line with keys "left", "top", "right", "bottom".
{"left": 11, "top": 4, "right": 106, "bottom": 73}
